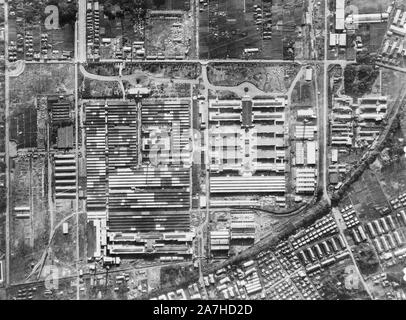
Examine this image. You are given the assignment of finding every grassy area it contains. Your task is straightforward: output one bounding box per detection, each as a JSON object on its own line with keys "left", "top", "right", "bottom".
{"left": 159, "top": 265, "right": 199, "bottom": 290}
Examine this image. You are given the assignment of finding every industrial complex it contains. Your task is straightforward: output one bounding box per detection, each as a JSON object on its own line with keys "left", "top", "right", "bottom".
{"left": 2, "top": 0, "right": 406, "bottom": 304}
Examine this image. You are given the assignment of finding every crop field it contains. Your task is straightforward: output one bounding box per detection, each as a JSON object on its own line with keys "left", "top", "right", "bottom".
{"left": 9, "top": 107, "right": 37, "bottom": 149}
{"left": 199, "top": 0, "right": 305, "bottom": 59}
{"left": 199, "top": 0, "right": 262, "bottom": 59}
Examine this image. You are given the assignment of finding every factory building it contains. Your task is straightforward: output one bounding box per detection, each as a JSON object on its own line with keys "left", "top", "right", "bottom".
{"left": 109, "top": 99, "right": 191, "bottom": 234}
{"left": 210, "top": 176, "right": 285, "bottom": 194}
{"left": 0, "top": 260, "right": 3, "bottom": 284}
{"left": 14, "top": 206, "right": 30, "bottom": 219}
{"left": 297, "top": 108, "right": 315, "bottom": 119}
{"left": 329, "top": 33, "right": 347, "bottom": 47}
{"left": 295, "top": 125, "right": 317, "bottom": 140}
{"left": 209, "top": 97, "right": 287, "bottom": 196}
{"left": 50, "top": 98, "right": 71, "bottom": 124}
{"left": 54, "top": 153, "right": 76, "bottom": 199}
{"left": 356, "top": 96, "right": 387, "bottom": 122}
{"left": 389, "top": 24, "right": 406, "bottom": 37}
{"left": 107, "top": 231, "right": 194, "bottom": 256}
{"left": 331, "top": 96, "right": 354, "bottom": 148}
{"left": 295, "top": 168, "right": 317, "bottom": 194}
{"left": 306, "top": 141, "right": 316, "bottom": 165}
{"left": 335, "top": 0, "right": 345, "bottom": 30}
{"left": 331, "top": 149, "right": 338, "bottom": 163}
{"left": 230, "top": 210, "right": 255, "bottom": 240}
{"left": 141, "top": 99, "right": 191, "bottom": 166}
{"left": 85, "top": 99, "right": 193, "bottom": 257}
{"left": 210, "top": 230, "right": 230, "bottom": 253}
{"left": 346, "top": 13, "right": 389, "bottom": 25}
{"left": 296, "top": 142, "right": 304, "bottom": 165}
{"left": 85, "top": 101, "right": 108, "bottom": 219}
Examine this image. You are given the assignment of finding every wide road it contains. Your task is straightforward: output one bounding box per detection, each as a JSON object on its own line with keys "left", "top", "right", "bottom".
{"left": 77, "top": 0, "right": 87, "bottom": 63}
{"left": 3, "top": 0, "right": 10, "bottom": 288}
{"left": 74, "top": 20, "right": 81, "bottom": 301}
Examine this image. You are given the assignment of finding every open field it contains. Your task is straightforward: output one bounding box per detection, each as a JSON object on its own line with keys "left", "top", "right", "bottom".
{"left": 7, "top": 63, "right": 75, "bottom": 284}
{"left": 350, "top": 0, "right": 392, "bottom": 14}
{"left": 10, "top": 64, "right": 75, "bottom": 105}
{"left": 145, "top": 14, "right": 195, "bottom": 58}
{"left": 44, "top": 214, "right": 78, "bottom": 277}
{"left": 122, "top": 62, "right": 201, "bottom": 79}
{"left": 9, "top": 155, "right": 49, "bottom": 284}
{"left": 207, "top": 62, "right": 300, "bottom": 93}
{"left": 81, "top": 79, "right": 123, "bottom": 99}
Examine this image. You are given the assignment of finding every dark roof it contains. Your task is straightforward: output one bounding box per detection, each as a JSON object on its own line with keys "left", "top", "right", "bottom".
{"left": 242, "top": 100, "right": 253, "bottom": 127}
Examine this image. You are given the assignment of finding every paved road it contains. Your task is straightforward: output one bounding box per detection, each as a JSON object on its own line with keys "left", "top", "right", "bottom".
{"left": 77, "top": 0, "right": 87, "bottom": 63}
{"left": 83, "top": 58, "right": 355, "bottom": 65}
{"left": 4, "top": 0, "right": 11, "bottom": 287}
{"left": 74, "top": 20, "right": 81, "bottom": 301}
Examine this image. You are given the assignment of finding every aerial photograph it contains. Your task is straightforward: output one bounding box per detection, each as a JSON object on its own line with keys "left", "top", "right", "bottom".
{"left": 1, "top": 0, "right": 406, "bottom": 309}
